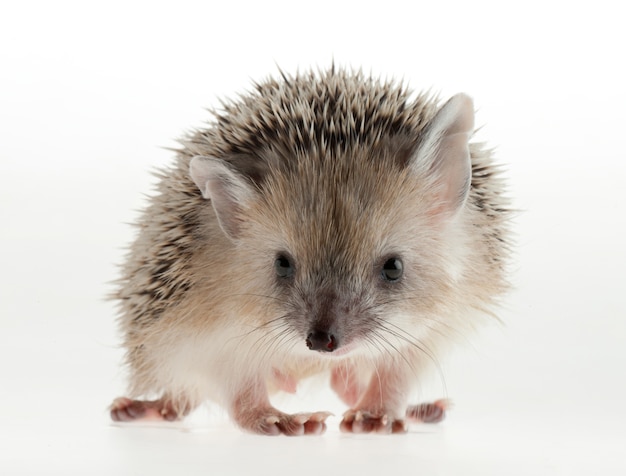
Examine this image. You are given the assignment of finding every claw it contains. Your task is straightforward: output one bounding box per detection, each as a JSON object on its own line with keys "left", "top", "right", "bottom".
{"left": 265, "top": 415, "right": 280, "bottom": 425}
{"left": 293, "top": 413, "right": 312, "bottom": 425}
{"left": 236, "top": 408, "right": 331, "bottom": 436}
{"left": 309, "top": 411, "right": 333, "bottom": 422}
{"left": 340, "top": 409, "right": 403, "bottom": 434}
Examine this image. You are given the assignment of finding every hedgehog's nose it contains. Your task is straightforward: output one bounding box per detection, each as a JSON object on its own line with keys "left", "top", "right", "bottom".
{"left": 306, "top": 330, "right": 337, "bottom": 352}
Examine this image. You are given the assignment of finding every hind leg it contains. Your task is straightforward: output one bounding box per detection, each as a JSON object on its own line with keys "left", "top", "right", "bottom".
{"left": 405, "top": 399, "right": 449, "bottom": 423}
{"left": 110, "top": 396, "right": 194, "bottom": 422}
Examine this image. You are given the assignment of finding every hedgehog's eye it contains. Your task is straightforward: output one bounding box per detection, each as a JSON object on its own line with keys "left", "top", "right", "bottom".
{"left": 381, "top": 257, "right": 403, "bottom": 282}
{"left": 275, "top": 254, "right": 294, "bottom": 279}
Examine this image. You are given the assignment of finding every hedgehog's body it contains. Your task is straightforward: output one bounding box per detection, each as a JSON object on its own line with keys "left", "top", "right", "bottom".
{"left": 111, "top": 68, "right": 509, "bottom": 435}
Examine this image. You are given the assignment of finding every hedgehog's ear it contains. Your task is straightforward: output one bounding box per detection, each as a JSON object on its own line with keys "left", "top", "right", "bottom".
{"left": 412, "top": 93, "right": 474, "bottom": 219}
{"left": 189, "top": 156, "right": 255, "bottom": 239}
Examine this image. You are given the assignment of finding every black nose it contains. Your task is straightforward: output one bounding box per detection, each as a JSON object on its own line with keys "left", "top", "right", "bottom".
{"left": 306, "top": 331, "right": 337, "bottom": 352}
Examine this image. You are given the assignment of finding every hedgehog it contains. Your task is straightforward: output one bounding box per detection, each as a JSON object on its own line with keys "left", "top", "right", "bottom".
{"left": 109, "top": 66, "right": 510, "bottom": 435}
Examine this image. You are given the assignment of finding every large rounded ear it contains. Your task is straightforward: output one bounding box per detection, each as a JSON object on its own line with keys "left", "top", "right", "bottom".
{"left": 189, "top": 156, "right": 255, "bottom": 239}
{"left": 411, "top": 93, "right": 474, "bottom": 219}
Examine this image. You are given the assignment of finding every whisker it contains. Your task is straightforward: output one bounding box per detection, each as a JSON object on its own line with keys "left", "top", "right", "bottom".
{"left": 255, "top": 319, "right": 293, "bottom": 368}
{"left": 229, "top": 314, "right": 290, "bottom": 343}
{"left": 380, "top": 320, "right": 439, "bottom": 360}
{"left": 375, "top": 296, "right": 462, "bottom": 336}
{"left": 375, "top": 320, "right": 448, "bottom": 397}
{"left": 283, "top": 333, "right": 302, "bottom": 355}
{"left": 363, "top": 334, "right": 390, "bottom": 361}
{"left": 222, "top": 292, "right": 290, "bottom": 305}
{"left": 363, "top": 342, "right": 384, "bottom": 409}
{"left": 371, "top": 329, "right": 418, "bottom": 375}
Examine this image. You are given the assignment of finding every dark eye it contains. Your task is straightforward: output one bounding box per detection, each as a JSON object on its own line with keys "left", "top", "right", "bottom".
{"left": 381, "top": 257, "right": 403, "bottom": 282}
{"left": 275, "top": 254, "right": 294, "bottom": 279}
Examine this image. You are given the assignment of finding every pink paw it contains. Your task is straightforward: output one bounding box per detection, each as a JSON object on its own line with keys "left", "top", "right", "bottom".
{"left": 109, "top": 397, "right": 188, "bottom": 422}
{"left": 340, "top": 410, "right": 408, "bottom": 434}
{"left": 340, "top": 400, "right": 449, "bottom": 434}
{"left": 236, "top": 409, "right": 332, "bottom": 436}
{"left": 405, "top": 399, "right": 449, "bottom": 423}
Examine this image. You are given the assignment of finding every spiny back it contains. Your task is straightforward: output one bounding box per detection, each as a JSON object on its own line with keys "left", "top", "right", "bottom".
{"left": 185, "top": 68, "right": 438, "bottom": 159}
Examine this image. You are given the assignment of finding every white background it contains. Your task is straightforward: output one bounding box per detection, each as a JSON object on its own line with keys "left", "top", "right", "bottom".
{"left": 1, "top": 1, "right": 625, "bottom": 474}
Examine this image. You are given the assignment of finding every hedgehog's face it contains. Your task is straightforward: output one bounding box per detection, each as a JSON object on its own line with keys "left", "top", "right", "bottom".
{"left": 189, "top": 92, "right": 475, "bottom": 359}
{"left": 248, "top": 157, "right": 444, "bottom": 358}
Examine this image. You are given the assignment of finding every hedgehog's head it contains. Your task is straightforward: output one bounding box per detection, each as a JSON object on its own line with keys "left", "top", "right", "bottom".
{"left": 189, "top": 92, "right": 474, "bottom": 361}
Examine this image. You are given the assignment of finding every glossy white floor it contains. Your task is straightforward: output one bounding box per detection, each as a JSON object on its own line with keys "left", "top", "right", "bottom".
{"left": 2, "top": 2, "right": 625, "bottom": 474}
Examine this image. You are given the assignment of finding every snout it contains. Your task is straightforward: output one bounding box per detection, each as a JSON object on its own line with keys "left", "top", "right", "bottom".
{"left": 306, "top": 330, "right": 338, "bottom": 352}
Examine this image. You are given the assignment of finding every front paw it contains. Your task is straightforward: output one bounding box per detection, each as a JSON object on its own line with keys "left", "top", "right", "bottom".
{"left": 340, "top": 409, "right": 408, "bottom": 434}
{"left": 235, "top": 408, "right": 332, "bottom": 436}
